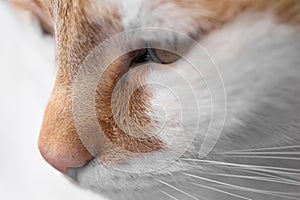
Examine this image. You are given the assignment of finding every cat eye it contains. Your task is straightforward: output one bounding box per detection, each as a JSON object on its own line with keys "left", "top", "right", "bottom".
{"left": 132, "top": 48, "right": 180, "bottom": 65}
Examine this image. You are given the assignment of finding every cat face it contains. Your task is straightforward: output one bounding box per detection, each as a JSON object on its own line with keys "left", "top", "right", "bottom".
{"left": 12, "top": 0, "right": 300, "bottom": 199}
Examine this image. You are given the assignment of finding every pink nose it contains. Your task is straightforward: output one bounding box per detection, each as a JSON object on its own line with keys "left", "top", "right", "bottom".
{"left": 39, "top": 141, "right": 93, "bottom": 173}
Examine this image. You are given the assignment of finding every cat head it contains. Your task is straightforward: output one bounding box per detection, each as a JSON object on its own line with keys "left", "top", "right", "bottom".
{"left": 12, "top": 0, "right": 300, "bottom": 199}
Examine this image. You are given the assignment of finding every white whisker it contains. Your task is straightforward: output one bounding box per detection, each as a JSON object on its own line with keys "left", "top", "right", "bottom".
{"left": 219, "top": 145, "right": 300, "bottom": 153}
{"left": 227, "top": 166, "right": 299, "bottom": 178}
{"left": 180, "top": 159, "right": 300, "bottom": 173}
{"left": 156, "top": 179, "right": 204, "bottom": 200}
{"left": 213, "top": 185, "right": 300, "bottom": 200}
{"left": 194, "top": 172, "right": 300, "bottom": 186}
{"left": 214, "top": 152, "right": 300, "bottom": 155}
{"left": 224, "top": 155, "right": 300, "bottom": 160}
{"left": 229, "top": 168, "right": 300, "bottom": 185}
{"left": 186, "top": 162, "right": 300, "bottom": 185}
{"left": 159, "top": 189, "right": 179, "bottom": 200}
{"left": 190, "top": 182, "right": 252, "bottom": 200}
{"left": 181, "top": 172, "right": 300, "bottom": 200}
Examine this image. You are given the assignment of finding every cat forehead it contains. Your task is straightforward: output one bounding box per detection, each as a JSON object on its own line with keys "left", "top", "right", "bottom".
{"left": 112, "top": 0, "right": 166, "bottom": 28}
{"left": 104, "top": 0, "right": 197, "bottom": 32}
{"left": 111, "top": 0, "right": 143, "bottom": 24}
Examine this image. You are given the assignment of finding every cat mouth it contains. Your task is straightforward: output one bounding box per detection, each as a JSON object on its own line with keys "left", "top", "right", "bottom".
{"left": 67, "top": 167, "right": 81, "bottom": 183}
{"left": 65, "top": 157, "right": 166, "bottom": 192}
{"left": 65, "top": 157, "right": 97, "bottom": 183}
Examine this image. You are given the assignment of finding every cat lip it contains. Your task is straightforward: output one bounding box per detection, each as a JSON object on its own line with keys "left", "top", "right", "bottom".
{"left": 67, "top": 164, "right": 89, "bottom": 183}
{"left": 65, "top": 168, "right": 81, "bottom": 184}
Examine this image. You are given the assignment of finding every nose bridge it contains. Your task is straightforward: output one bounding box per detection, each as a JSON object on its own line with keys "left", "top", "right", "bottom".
{"left": 38, "top": 84, "right": 93, "bottom": 173}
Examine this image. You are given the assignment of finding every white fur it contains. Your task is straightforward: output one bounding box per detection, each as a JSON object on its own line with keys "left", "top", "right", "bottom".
{"left": 110, "top": 0, "right": 203, "bottom": 35}
{"left": 75, "top": 11, "right": 300, "bottom": 200}
{"left": 111, "top": 0, "right": 143, "bottom": 28}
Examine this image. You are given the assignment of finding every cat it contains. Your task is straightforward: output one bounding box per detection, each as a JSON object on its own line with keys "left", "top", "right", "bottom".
{"left": 12, "top": 0, "right": 300, "bottom": 199}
